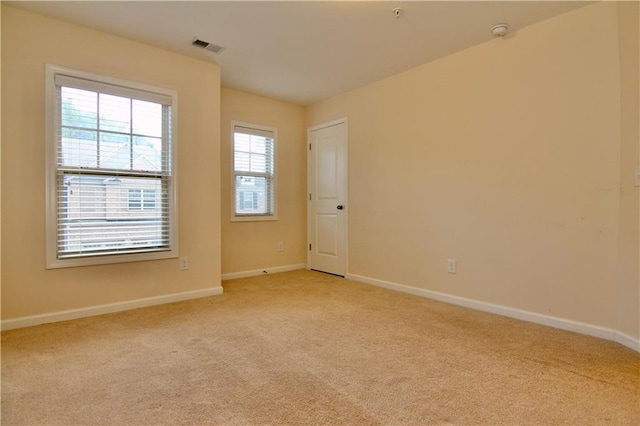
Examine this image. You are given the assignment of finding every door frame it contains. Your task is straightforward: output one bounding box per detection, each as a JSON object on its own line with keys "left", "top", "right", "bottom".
{"left": 307, "top": 117, "right": 349, "bottom": 275}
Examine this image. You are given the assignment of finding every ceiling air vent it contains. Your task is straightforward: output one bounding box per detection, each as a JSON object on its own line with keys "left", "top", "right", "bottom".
{"left": 192, "top": 38, "right": 225, "bottom": 54}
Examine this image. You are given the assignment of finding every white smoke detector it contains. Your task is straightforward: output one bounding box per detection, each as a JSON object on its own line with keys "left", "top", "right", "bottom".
{"left": 491, "top": 23, "right": 509, "bottom": 37}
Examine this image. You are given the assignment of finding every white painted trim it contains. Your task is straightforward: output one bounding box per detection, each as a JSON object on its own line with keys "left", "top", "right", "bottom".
{"left": 221, "top": 263, "right": 306, "bottom": 281}
{"left": 1, "top": 286, "right": 223, "bottom": 331}
{"left": 615, "top": 331, "right": 640, "bottom": 352}
{"left": 307, "top": 117, "right": 348, "bottom": 133}
{"left": 347, "top": 273, "right": 640, "bottom": 353}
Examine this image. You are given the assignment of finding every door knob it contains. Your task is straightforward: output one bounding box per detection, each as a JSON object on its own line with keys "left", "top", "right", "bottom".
{"left": 337, "top": 205, "right": 344, "bottom": 210}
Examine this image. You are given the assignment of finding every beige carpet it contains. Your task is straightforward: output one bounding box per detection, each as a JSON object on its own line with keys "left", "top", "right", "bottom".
{"left": 1, "top": 270, "right": 639, "bottom": 425}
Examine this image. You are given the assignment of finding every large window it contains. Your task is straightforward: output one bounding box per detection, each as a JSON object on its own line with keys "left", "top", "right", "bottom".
{"left": 231, "top": 122, "right": 276, "bottom": 221}
{"left": 46, "top": 65, "right": 178, "bottom": 268}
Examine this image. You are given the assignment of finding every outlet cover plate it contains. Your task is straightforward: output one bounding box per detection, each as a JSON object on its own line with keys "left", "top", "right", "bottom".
{"left": 179, "top": 256, "right": 189, "bottom": 270}
{"left": 447, "top": 259, "right": 457, "bottom": 274}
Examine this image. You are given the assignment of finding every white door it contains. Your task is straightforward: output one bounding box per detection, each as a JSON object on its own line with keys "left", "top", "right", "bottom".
{"left": 308, "top": 119, "right": 347, "bottom": 276}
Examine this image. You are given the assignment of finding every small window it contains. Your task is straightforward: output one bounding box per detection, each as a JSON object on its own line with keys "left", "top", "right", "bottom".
{"left": 240, "top": 191, "right": 259, "bottom": 210}
{"left": 231, "top": 122, "right": 277, "bottom": 221}
{"left": 142, "top": 189, "right": 157, "bottom": 210}
{"left": 128, "top": 188, "right": 157, "bottom": 211}
{"left": 45, "top": 65, "right": 178, "bottom": 268}
{"left": 128, "top": 189, "right": 142, "bottom": 210}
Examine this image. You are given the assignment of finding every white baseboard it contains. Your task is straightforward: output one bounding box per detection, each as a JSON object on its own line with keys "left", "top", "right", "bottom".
{"left": 1, "top": 286, "right": 223, "bottom": 331}
{"left": 222, "top": 263, "right": 306, "bottom": 281}
{"left": 615, "top": 331, "right": 640, "bottom": 352}
{"left": 347, "top": 273, "right": 640, "bottom": 353}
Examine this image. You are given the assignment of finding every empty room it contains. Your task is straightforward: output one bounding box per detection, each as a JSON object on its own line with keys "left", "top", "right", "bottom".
{"left": 1, "top": 1, "right": 639, "bottom": 424}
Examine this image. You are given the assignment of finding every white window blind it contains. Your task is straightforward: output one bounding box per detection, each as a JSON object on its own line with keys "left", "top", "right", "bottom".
{"left": 46, "top": 66, "right": 177, "bottom": 267}
{"left": 232, "top": 122, "right": 276, "bottom": 220}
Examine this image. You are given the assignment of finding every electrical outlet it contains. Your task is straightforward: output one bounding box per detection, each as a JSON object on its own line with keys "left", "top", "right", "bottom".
{"left": 635, "top": 166, "right": 640, "bottom": 187}
{"left": 277, "top": 241, "right": 284, "bottom": 251}
{"left": 179, "top": 256, "right": 189, "bottom": 270}
{"left": 447, "top": 259, "right": 457, "bottom": 274}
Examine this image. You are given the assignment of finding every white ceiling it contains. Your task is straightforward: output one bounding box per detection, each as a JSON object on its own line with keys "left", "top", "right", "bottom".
{"left": 11, "top": 1, "right": 592, "bottom": 105}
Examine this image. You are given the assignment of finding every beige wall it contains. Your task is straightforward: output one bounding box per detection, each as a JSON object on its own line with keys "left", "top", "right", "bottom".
{"left": 0, "top": 4, "right": 3, "bottom": 322}
{"left": 307, "top": 2, "right": 636, "bottom": 335}
{"left": 616, "top": 2, "right": 640, "bottom": 340}
{"left": 221, "top": 88, "right": 306, "bottom": 274}
{"left": 1, "top": 6, "right": 221, "bottom": 319}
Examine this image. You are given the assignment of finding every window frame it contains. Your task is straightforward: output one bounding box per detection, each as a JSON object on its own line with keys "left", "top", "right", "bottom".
{"left": 230, "top": 121, "right": 277, "bottom": 222}
{"left": 45, "top": 64, "right": 179, "bottom": 268}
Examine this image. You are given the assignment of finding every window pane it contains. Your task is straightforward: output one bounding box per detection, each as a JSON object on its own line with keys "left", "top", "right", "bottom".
{"left": 133, "top": 136, "right": 162, "bottom": 172}
{"left": 250, "top": 137, "right": 267, "bottom": 154}
{"left": 239, "top": 176, "right": 255, "bottom": 186}
{"left": 99, "top": 133, "right": 131, "bottom": 170}
{"left": 59, "top": 174, "right": 166, "bottom": 255}
{"left": 61, "top": 131, "right": 98, "bottom": 167}
{"left": 62, "top": 175, "right": 106, "bottom": 219}
{"left": 235, "top": 175, "right": 269, "bottom": 215}
{"left": 132, "top": 100, "right": 162, "bottom": 137}
{"left": 61, "top": 87, "right": 97, "bottom": 129}
{"left": 234, "top": 133, "right": 251, "bottom": 153}
{"left": 99, "top": 94, "right": 131, "bottom": 133}
{"left": 250, "top": 153, "right": 267, "bottom": 173}
{"left": 235, "top": 152, "right": 250, "bottom": 172}
{"left": 234, "top": 134, "right": 272, "bottom": 173}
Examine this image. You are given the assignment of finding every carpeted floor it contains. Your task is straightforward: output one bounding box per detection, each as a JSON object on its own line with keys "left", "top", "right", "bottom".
{"left": 1, "top": 270, "right": 639, "bottom": 425}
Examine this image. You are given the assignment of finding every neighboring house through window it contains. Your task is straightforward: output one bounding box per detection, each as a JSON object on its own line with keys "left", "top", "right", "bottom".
{"left": 231, "top": 122, "right": 277, "bottom": 221}
{"left": 45, "top": 65, "right": 178, "bottom": 268}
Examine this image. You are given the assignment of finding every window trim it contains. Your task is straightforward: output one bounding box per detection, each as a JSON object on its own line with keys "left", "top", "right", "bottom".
{"left": 230, "top": 121, "right": 277, "bottom": 222}
{"left": 45, "top": 64, "right": 179, "bottom": 268}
